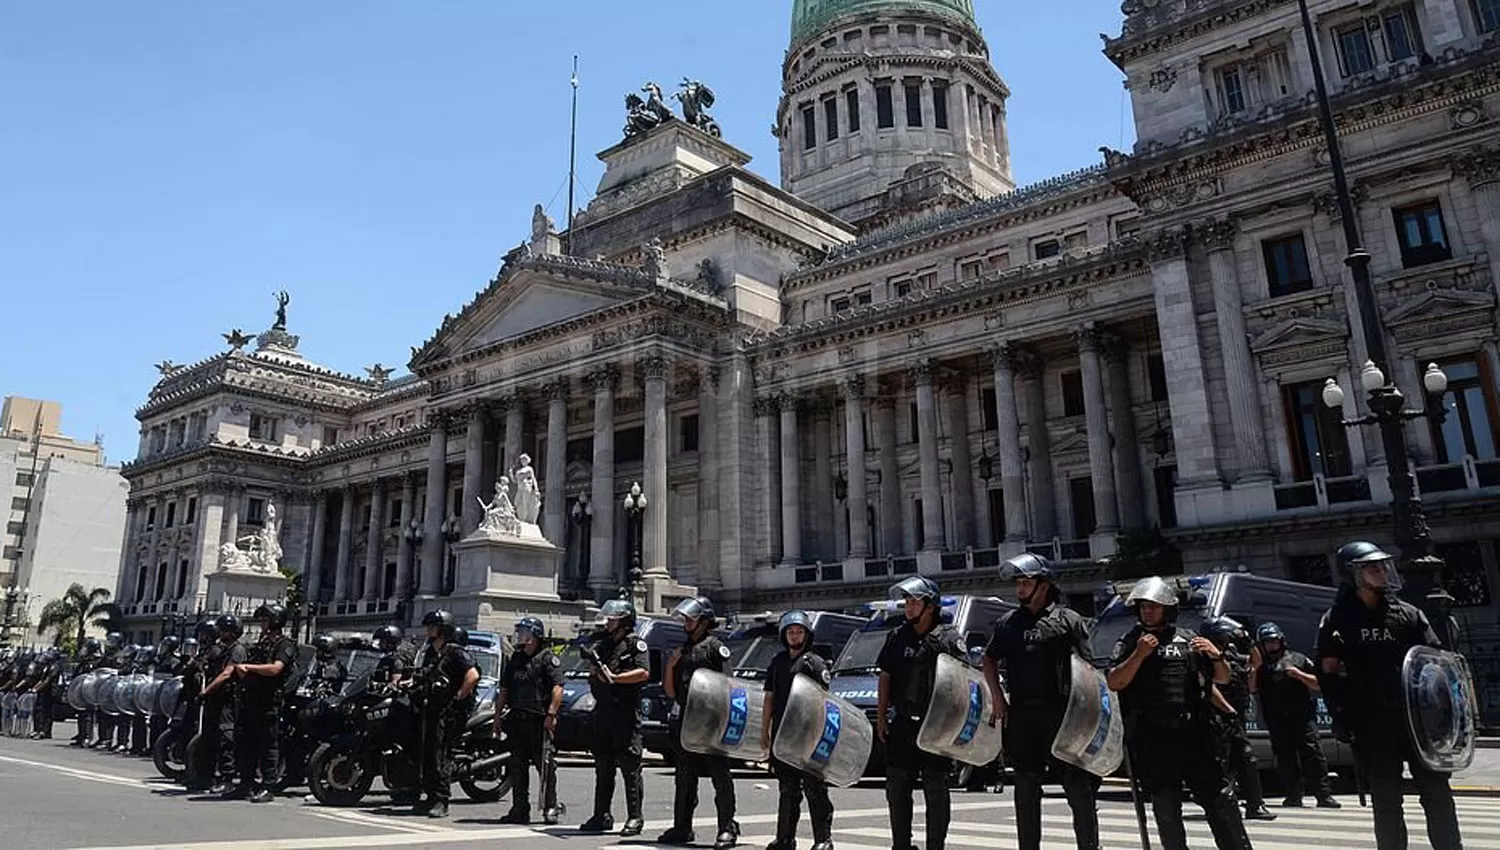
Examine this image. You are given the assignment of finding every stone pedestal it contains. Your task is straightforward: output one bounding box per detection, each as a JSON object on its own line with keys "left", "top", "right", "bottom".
{"left": 413, "top": 531, "right": 590, "bottom": 638}
{"left": 203, "top": 568, "right": 288, "bottom": 614}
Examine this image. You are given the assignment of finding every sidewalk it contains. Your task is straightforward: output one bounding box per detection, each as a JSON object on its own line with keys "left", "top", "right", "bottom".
{"left": 1451, "top": 745, "right": 1500, "bottom": 795}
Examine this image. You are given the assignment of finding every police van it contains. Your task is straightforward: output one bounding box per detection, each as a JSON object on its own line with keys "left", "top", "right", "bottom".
{"left": 723, "top": 610, "right": 866, "bottom": 682}
{"left": 1090, "top": 571, "right": 1348, "bottom": 778}
{"left": 829, "top": 594, "right": 1015, "bottom": 779}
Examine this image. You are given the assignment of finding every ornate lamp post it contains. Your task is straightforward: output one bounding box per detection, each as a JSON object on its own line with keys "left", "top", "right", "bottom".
{"left": 622, "top": 482, "right": 647, "bottom": 595}
{"left": 571, "top": 495, "right": 594, "bottom": 587}
{"left": 1293, "top": 0, "right": 1458, "bottom": 645}
{"left": 440, "top": 516, "right": 462, "bottom": 596}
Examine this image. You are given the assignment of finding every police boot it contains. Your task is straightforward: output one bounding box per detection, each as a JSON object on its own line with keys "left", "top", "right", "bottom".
{"left": 1245, "top": 804, "right": 1277, "bottom": 821}
{"left": 543, "top": 805, "right": 563, "bottom": 826}
{"left": 579, "top": 814, "right": 614, "bottom": 834}
{"left": 657, "top": 827, "right": 695, "bottom": 845}
{"left": 428, "top": 800, "right": 449, "bottom": 819}
{"left": 714, "top": 826, "right": 739, "bottom": 850}
{"left": 1316, "top": 795, "right": 1342, "bottom": 809}
{"left": 499, "top": 807, "right": 531, "bottom": 825}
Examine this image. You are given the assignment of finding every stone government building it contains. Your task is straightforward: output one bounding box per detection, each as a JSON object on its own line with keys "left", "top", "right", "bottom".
{"left": 116, "top": 0, "right": 1500, "bottom": 648}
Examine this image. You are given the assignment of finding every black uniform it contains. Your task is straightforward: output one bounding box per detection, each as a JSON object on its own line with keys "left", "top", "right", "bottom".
{"left": 208, "top": 641, "right": 247, "bottom": 788}
{"left": 234, "top": 632, "right": 296, "bottom": 793}
{"left": 72, "top": 653, "right": 101, "bottom": 745}
{"left": 100, "top": 650, "right": 133, "bottom": 749}
{"left": 33, "top": 656, "right": 61, "bottom": 739}
{"left": 765, "top": 648, "right": 834, "bottom": 850}
{"left": 984, "top": 603, "right": 1099, "bottom": 850}
{"left": 151, "top": 652, "right": 185, "bottom": 746}
{"left": 1214, "top": 649, "right": 1269, "bottom": 815}
{"left": 1317, "top": 591, "right": 1463, "bottom": 850}
{"left": 417, "top": 640, "right": 476, "bottom": 804}
{"left": 501, "top": 647, "right": 562, "bottom": 816}
{"left": 878, "top": 621, "right": 966, "bottom": 850}
{"left": 184, "top": 644, "right": 223, "bottom": 789}
{"left": 1254, "top": 646, "right": 1333, "bottom": 804}
{"left": 371, "top": 645, "right": 413, "bottom": 686}
{"left": 586, "top": 631, "right": 647, "bottom": 824}
{"left": 669, "top": 633, "right": 737, "bottom": 836}
{"left": 1110, "top": 625, "right": 1253, "bottom": 850}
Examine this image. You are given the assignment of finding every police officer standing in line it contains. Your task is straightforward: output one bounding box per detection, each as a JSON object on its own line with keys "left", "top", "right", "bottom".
{"left": 199, "top": 614, "right": 247, "bottom": 795}
{"left": 220, "top": 603, "right": 297, "bottom": 802}
{"left": 182, "top": 621, "right": 223, "bottom": 791}
{"left": 760, "top": 611, "right": 835, "bottom": 850}
{"left": 370, "top": 624, "right": 412, "bottom": 686}
{"left": 1106, "top": 576, "right": 1254, "bottom": 850}
{"left": 877, "top": 576, "right": 966, "bottom": 850}
{"left": 413, "top": 609, "right": 479, "bottom": 819}
{"left": 148, "top": 636, "right": 186, "bottom": 749}
{"left": 92, "top": 632, "right": 126, "bottom": 749}
{"left": 1202, "top": 616, "right": 1277, "bottom": 822}
{"left": 579, "top": 599, "right": 649, "bottom": 837}
{"left": 497, "top": 617, "right": 564, "bottom": 825}
{"left": 109, "top": 643, "right": 140, "bottom": 752}
{"left": 1316, "top": 541, "right": 1463, "bottom": 849}
{"left": 28, "top": 648, "right": 61, "bottom": 740}
{"left": 70, "top": 638, "right": 102, "bottom": 747}
{"left": 660, "top": 596, "right": 738, "bottom": 850}
{"left": 304, "top": 635, "right": 347, "bottom": 698}
{"left": 979, "top": 554, "right": 1101, "bottom": 850}
{"left": 1254, "top": 621, "right": 1339, "bottom": 809}
{"left": 128, "top": 644, "right": 158, "bottom": 754}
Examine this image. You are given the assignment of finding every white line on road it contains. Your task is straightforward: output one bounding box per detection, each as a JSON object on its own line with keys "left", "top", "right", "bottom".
{"left": 0, "top": 754, "right": 147, "bottom": 788}
{"left": 304, "top": 807, "right": 453, "bottom": 835}
{"left": 70, "top": 825, "right": 538, "bottom": 850}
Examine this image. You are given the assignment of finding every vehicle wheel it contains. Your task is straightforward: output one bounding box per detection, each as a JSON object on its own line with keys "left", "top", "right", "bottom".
{"left": 459, "top": 737, "right": 513, "bottom": 803}
{"left": 308, "top": 742, "right": 374, "bottom": 807}
{"left": 152, "top": 728, "right": 188, "bottom": 782}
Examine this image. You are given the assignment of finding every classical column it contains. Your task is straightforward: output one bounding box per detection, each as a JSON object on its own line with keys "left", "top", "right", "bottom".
{"left": 842, "top": 378, "right": 871, "bottom": 559}
{"left": 222, "top": 488, "right": 241, "bottom": 555}
{"left": 1202, "top": 219, "right": 1271, "bottom": 480}
{"left": 1456, "top": 146, "right": 1500, "bottom": 285}
{"left": 1076, "top": 324, "right": 1120, "bottom": 534}
{"left": 503, "top": 395, "right": 525, "bottom": 477}
{"left": 544, "top": 381, "right": 568, "bottom": 546}
{"left": 395, "top": 472, "right": 417, "bottom": 600}
{"left": 1017, "top": 350, "right": 1056, "bottom": 540}
{"left": 912, "top": 361, "right": 947, "bottom": 551}
{"left": 874, "top": 395, "right": 902, "bottom": 556}
{"left": 419, "top": 413, "right": 449, "bottom": 596}
{"left": 779, "top": 395, "right": 803, "bottom": 566}
{"left": 811, "top": 400, "right": 834, "bottom": 561}
{"left": 697, "top": 369, "right": 721, "bottom": 590}
{"left": 991, "top": 345, "right": 1029, "bottom": 545}
{"left": 945, "top": 376, "right": 976, "bottom": 549}
{"left": 757, "top": 397, "right": 783, "bottom": 564}
{"left": 460, "top": 402, "right": 487, "bottom": 533}
{"left": 116, "top": 500, "right": 138, "bottom": 602}
{"left": 1148, "top": 230, "right": 1218, "bottom": 486}
{"left": 304, "top": 490, "right": 327, "bottom": 612}
{"left": 641, "top": 354, "right": 670, "bottom": 578}
{"left": 1105, "top": 340, "right": 1146, "bottom": 529}
{"left": 362, "top": 480, "right": 385, "bottom": 602}
{"left": 588, "top": 368, "right": 619, "bottom": 598}
{"left": 333, "top": 485, "right": 355, "bottom": 602}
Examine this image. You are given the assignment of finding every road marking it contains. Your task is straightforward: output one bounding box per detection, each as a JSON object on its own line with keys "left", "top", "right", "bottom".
{"left": 0, "top": 753, "right": 146, "bottom": 788}
{"left": 71, "top": 826, "right": 537, "bottom": 850}
{"left": 303, "top": 808, "right": 452, "bottom": 835}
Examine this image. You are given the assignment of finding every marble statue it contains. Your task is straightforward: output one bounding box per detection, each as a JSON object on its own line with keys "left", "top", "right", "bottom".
{"left": 477, "top": 478, "right": 522, "bottom": 537}
{"left": 512, "top": 454, "right": 541, "bottom": 525}
{"left": 531, "top": 204, "right": 555, "bottom": 243}
{"left": 218, "top": 541, "right": 249, "bottom": 571}
{"left": 218, "top": 502, "right": 283, "bottom": 572}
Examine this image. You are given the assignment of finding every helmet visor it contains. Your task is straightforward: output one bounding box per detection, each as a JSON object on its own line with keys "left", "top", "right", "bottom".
{"left": 1125, "top": 576, "right": 1178, "bottom": 608}
{"left": 1353, "top": 553, "right": 1404, "bottom": 592}
{"left": 888, "top": 576, "right": 935, "bottom": 603}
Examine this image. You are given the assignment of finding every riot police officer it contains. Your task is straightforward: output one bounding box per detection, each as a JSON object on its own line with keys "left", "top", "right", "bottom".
{"left": 1106, "top": 576, "right": 1253, "bottom": 850}
{"left": 182, "top": 620, "right": 223, "bottom": 792}
{"left": 29, "top": 648, "right": 62, "bottom": 740}
{"left": 1254, "top": 621, "right": 1338, "bottom": 808}
{"left": 413, "top": 609, "right": 479, "bottom": 819}
{"left": 1202, "top": 616, "right": 1276, "bottom": 821}
{"left": 660, "top": 596, "right": 737, "bottom": 850}
{"left": 199, "top": 614, "right": 246, "bottom": 794}
{"left": 371, "top": 624, "right": 411, "bottom": 686}
{"left": 128, "top": 645, "right": 158, "bottom": 755}
{"left": 980, "top": 554, "right": 1100, "bottom": 850}
{"left": 91, "top": 632, "right": 126, "bottom": 749}
{"left": 497, "top": 617, "right": 564, "bottom": 825}
{"left": 107, "top": 642, "right": 140, "bottom": 752}
{"left": 1316, "top": 541, "right": 1463, "bottom": 849}
{"left": 877, "top": 576, "right": 966, "bottom": 850}
{"left": 70, "top": 637, "right": 103, "bottom": 747}
{"left": 579, "top": 598, "right": 648, "bottom": 837}
{"left": 222, "top": 603, "right": 297, "bottom": 802}
{"left": 761, "top": 611, "right": 834, "bottom": 850}
{"left": 150, "top": 636, "right": 185, "bottom": 747}
{"left": 303, "top": 635, "right": 347, "bottom": 698}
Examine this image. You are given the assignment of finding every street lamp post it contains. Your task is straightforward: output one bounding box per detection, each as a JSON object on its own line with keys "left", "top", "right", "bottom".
{"left": 571, "top": 495, "right": 594, "bottom": 588}
{"left": 1295, "top": 0, "right": 1457, "bottom": 643}
{"left": 622, "top": 483, "right": 647, "bottom": 598}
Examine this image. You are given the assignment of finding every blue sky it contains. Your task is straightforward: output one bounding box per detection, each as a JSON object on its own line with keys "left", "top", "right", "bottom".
{"left": 0, "top": 1, "right": 1131, "bottom": 464}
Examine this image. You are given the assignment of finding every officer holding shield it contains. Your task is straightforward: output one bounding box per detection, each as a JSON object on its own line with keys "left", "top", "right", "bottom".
{"left": 579, "top": 599, "right": 649, "bottom": 837}
{"left": 1106, "top": 576, "right": 1253, "bottom": 850}
{"left": 760, "top": 611, "right": 834, "bottom": 850}
{"left": 70, "top": 638, "right": 102, "bottom": 747}
{"left": 980, "top": 554, "right": 1100, "bottom": 850}
{"left": 497, "top": 617, "right": 564, "bottom": 825}
{"left": 660, "top": 596, "right": 738, "bottom": 850}
{"left": 1316, "top": 541, "right": 1463, "bottom": 849}
{"left": 877, "top": 576, "right": 966, "bottom": 850}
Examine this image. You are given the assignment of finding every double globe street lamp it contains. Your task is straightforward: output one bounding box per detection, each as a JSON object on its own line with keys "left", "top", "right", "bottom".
{"left": 623, "top": 482, "right": 648, "bottom": 595}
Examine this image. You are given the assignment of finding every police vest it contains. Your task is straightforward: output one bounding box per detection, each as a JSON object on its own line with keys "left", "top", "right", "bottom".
{"left": 1119, "top": 627, "right": 1203, "bottom": 721}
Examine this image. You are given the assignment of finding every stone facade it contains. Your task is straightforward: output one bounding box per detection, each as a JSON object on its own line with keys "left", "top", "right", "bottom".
{"left": 116, "top": 0, "right": 1500, "bottom": 642}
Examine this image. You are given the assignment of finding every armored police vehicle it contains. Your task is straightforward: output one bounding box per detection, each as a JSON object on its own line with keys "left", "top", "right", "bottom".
{"left": 1090, "top": 571, "right": 1348, "bottom": 778}
{"left": 829, "top": 594, "right": 1014, "bottom": 780}
{"left": 724, "top": 610, "right": 866, "bottom": 682}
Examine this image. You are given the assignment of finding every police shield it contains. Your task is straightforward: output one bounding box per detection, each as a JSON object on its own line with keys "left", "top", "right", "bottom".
{"left": 115, "top": 675, "right": 142, "bottom": 716}
{"left": 99, "top": 675, "right": 125, "bottom": 715}
{"left": 135, "top": 676, "right": 163, "bottom": 716}
{"left": 1403, "top": 646, "right": 1478, "bottom": 773}
{"left": 679, "top": 668, "right": 771, "bottom": 761}
{"left": 67, "top": 673, "right": 89, "bottom": 711}
{"left": 81, "top": 668, "right": 116, "bottom": 709}
{"left": 1050, "top": 655, "right": 1125, "bottom": 777}
{"left": 771, "top": 672, "right": 874, "bottom": 787}
{"left": 154, "top": 676, "right": 184, "bottom": 718}
{"left": 0, "top": 693, "right": 14, "bottom": 734}
{"left": 17, "top": 692, "right": 35, "bottom": 728}
{"left": 917, "top": 654, "right": 1004, "bottom": 767}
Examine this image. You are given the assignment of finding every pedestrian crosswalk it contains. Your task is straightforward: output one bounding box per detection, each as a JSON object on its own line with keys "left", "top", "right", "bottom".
{"left": 727, "top": 795, "right": 1500, "bottom": 849}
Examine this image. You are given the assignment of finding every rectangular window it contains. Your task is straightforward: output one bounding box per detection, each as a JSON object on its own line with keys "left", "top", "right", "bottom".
{"left": 981, "top": 387, "right": 998, "bottom": 431}
{"left": 875, "top": 83, "right": 895, "bottom": 128}
{"left": 1260, "top": 49, "right": 1293, "bottom": 101}
{"left": 680, "top": 414, "right": 701, "bottom": 453}
{"left": 14, "top": 472, "right": 32, "bottom": 488}
{"left": 1061, "top": 371, "right": 1086, "bottom": 417}
{"left": 1069, "top": 476, "right": 1097, "bottom": 539}
{"left": 388, "top": 499, "right": 402, "bottom": 527}
{"left": 831, "top": 296, "right": 852, "bottom": 314}
{"left": 1215, "top": 64, "right": 1247, "bottom": 115}
{"left": 845, "top": 88, "right": 861, "bottom": 133}
{"left": 904, "top": 82, "right": 923, "bottom": 127}
{"left": 248, "top": 414, "right": 274, "bottom": 441}
{"left": 1477, "top": 0, "right": 1500, "bottom": 32}
{"left": 164, "top": 502, "right": 176, "bottom": 528}
{"left": 988, "top": 252, "right": 1011, "bottom": 271}
{"left": 894, "top": 278, "right": 913, "bottom": 298}
{"left": 1147, "top": 353, "right": 1170, "bottom": 402}
{"left": 5, "top": 521, "right": 22, "bottom": 536}
{"left": 916, "top": 271, "right": 936, "bottom": 289}
{"left": 1154, "top": 465, "right": 1179, "bottom": 529}
{"left": 146, "top": 506, "right": 157, "bottom": 530}
{"left": 176, "top": 560, "right": 189, "bottom": 599}
{"left": 1335, "top": 24, "right": 1377, "bottom": 75}
{"left": 801, "top": 104, "right": 817, "bottom": 151}
{"left": 1393, "top": 201, "right": 1451, "bottom": 268}
{"left": 959, "top": 258, "right": 983, "bottom": 280}
{"left": 1430, "top": 359, "right": 1499, "bottom": 463}
{"left": 855, "top": 290, "right": 872, "bottom": 306}
{"left": 322, "top": 426, "right": 339, "bottom": 446}
{"left": 1033, "top": 239, "right": 1060, "bottom": 260}
{"left": 1383, "top": 6, "right": 1421, "bottom": 61}
{"left": 10, "top": 497, "right": 28, "bottom": 512}
{"left": 932, "top": 81, "right": 949, "bottom": 129}
{"left": 1063, "top": 231, "right": 1088, "bottom": 253}
{"left": 908, "top": 402, "right": 921, "bottom": 444}
{"left": 186, "top": 497, "right": 197, "bottom": 525}
{"left": 1262, "top": 233, "right": 1314, "bottom": 296}
{"left": 1284, "top": 381, "right": 1353, "bottom": 480}
{"left": 987, "top": 488, "right": 1006, "bottom": 543}
{"left": 1113, "top": 217, "right": 1142, "bottom": 239}
{"left": 246, "top": 497, "right": 266, "bottom": 526}
{"left": 1335, "top": 5, "right": 1422, "bottom": 76}
{"left": 823, "top": 97, "right": 839, "bottom": 141}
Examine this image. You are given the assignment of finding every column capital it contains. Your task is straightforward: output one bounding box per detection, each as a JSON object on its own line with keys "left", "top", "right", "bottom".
{"left": 401, "top": 469, "right": 420, "bottom": 488}
{"left": 1196, "top": 217, "right": 1237, "bottom": 252}
{"left": 1453, "top": 143, "right": 1500, "bottom": 190}
{"left": 637, "top": 353, "right": 670, "bottom": 381}
{"left": 908, "top": 359, "right": 937, "bottom": 386}
{"left": 1073, "top": 322, "right": 1103, "bottom": 354}
{"left": 699, "top": 366, "right": 721, "bottom": 393}
{"left": 1101, "top": 333, "right": 1131, "bottom": 364}
{"left": 1008, "top": 346, "right": 1044, "bottom": 379}
{"left": 424, "top": 409, "right": 454, "bottom": 430}
{"left": 989, "top": 341, "right": 1025, "bottom": 374}
{"left": 588, "top": 366, "right": 620, "bottom": 394}
{"left": 839, "top": 375, "right": 866, "bottom": 401}
{"left": 752, "top": 395, "right": 779, "bottom": 418}
{"left": 462, "top": 398, "right": 487, "bottom": 420}
{"left": 1144, "top": 227, "right": 1190, "bottom": 263}
{"left": 775, "top": 392, "right": 803, "bottom": 415}
{"left": 542, "top": 379, "right": 569, "bottom": 402}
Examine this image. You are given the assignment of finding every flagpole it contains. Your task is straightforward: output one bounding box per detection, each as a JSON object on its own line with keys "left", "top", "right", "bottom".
{"left": 565, "top": 55, "right": 579, "bottom": 255}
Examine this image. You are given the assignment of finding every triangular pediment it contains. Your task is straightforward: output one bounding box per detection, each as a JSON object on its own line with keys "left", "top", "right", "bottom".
{"left": 1051, "top": 429, "right": 1090, "bottom": 454}
{"left": 463, "top": 276, "right": 630, "bottom": 351}
{"left": 1383, "top": 288, "right": 1495, "bottom": 325}
{"left": 1250, "top": 317, "right": 1348, "bottom": 353}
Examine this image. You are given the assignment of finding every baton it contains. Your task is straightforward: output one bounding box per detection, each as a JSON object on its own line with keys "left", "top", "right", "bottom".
{"left": 1353, "top": 750, "right": 1366, "bottom": 808}
{"left": 1124, "top": 747, "right": 1153, "bottom": 850}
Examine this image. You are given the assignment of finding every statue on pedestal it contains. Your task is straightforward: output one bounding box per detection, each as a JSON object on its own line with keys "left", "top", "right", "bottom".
{"left": 477, "top": 479, "right": 522, "bottom": 537}
{"left": 512, "top": 454, "right": 541, "bottom": 525}
{"left": 217, "top": 502, "right": 283, "bottom": 573}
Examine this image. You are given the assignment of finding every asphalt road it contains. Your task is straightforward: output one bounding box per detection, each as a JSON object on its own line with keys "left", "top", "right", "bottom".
{"left": 3, "top": 724, "right": 1500, "bottom": 849}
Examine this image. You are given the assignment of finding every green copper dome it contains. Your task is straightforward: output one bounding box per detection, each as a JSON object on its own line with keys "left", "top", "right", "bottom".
{"left": 790, "top": 0, "right": 977, "bottom": 45}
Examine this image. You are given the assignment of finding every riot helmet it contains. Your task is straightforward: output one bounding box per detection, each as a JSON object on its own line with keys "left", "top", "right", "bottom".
{"left": 312, "top": 634, "right": 337, "bottom": 659}
{"left": 182, "top": 638, "right": 199, "bottom": 658}
{"left": 134, "top": 645, "right": 156, "bottom": 667}
{"left": 778, "top": 611, "right": 815, "bottom": 650}
{"left": 80, "top": 638, "right": 101, "bottom": 659}
{"left": 214, "top": 614, "right": 242, "bottom": 640}
{"left": 514, "top": 617, "right": 546, "bottom": 648}
{"left": 422, "top": 609, "right": 457, "bottom": 642}
{"left": 1199, "top": 616, "right": 1250, "bottom": 653}
{"left": 103, "top": 632, "right": 124, "bottom": 652}
{"left": 1336, "top": 541, "right": 1402, "bottom": 594}
{"left": 450, "top": 626, "right": 469, "bottom": 648}
{"left": 253, "top": 602, "right": 288, "bottom": 630}
{"left": 1256, "top": 622, "right": 1286, "bottom": 655}
{"left": 373, "top": 624, "right": 404, "bottom": 652}
{"left": 596, "top": 599, "right": 637, "bottom": 632}
{"left": 889, "top": 576, "right": 941, "bottom": 624}
{"left": 156, "top": 635, "right": 181, "bottom": 658}
{"left": 193, "top": 620, "right": 218, "bottom": 643}
{"left": 1125, "top": 576, "right": 1179, "bottom": 627}
{"left": 1001, "top": 553, "right": 1056, "bottom": 606}
{"left": 673, "top": 597, "right": 718, "bottom": 636}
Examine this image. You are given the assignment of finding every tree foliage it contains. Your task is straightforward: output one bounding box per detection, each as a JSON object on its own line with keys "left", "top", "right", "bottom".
{"left": 1102, "top": 526, "right": 1183, "bottom": 581}
{"left": 35, "top": 583, "right": 121, "bottom": 655}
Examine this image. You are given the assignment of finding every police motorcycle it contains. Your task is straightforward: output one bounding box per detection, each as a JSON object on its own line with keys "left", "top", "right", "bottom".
{"left": 150, "top": 628, "right": 213, "bottom": 781}
{"left": 305, "top": 633, "right": 512, "bottom": 807}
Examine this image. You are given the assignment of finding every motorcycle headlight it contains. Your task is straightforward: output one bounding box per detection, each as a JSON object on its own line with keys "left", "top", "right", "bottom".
{"left": 640, "top": 697, "right": 652, "bottom": 717}
{"left": 574, "top": 692, "right": 595, "bottom": 712}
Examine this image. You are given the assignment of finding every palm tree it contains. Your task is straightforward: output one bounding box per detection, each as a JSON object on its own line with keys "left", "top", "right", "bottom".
{"left": 35, "top": 583, "right": 120, "bottom": 655}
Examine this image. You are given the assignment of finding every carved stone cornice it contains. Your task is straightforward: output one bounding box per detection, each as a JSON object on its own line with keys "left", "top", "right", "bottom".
{"left": 1453, "top": 144, "right": 1500, "bottom": 190}
{"left": 1197, "top": 217, "right": 1237, "bottom": 253}
{"left": 588, "top": 366, "right": 620, "bottom": 395}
